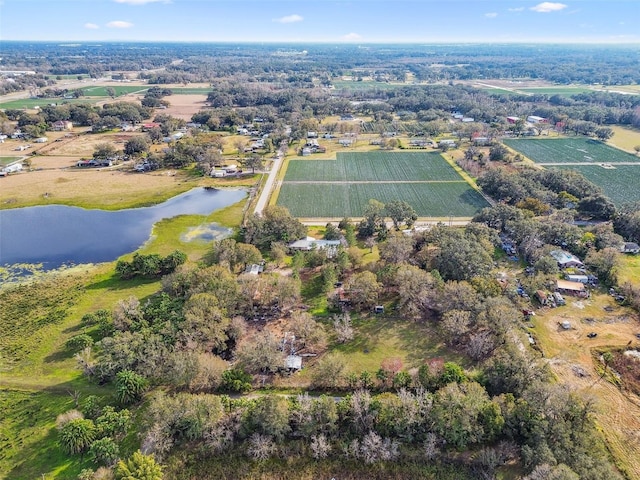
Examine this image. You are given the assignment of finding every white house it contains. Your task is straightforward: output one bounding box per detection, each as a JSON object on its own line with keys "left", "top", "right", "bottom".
{"left": 621, "top": 242, "right": 640, "bottom": 254}
{"left": 289, "top": 237, "right": 341, "bottom": 257}
{"left": 550, "top": 250, "right": 584, "bottom": 269}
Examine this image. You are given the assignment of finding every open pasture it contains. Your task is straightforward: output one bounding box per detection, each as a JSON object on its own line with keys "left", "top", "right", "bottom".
{"left": 277, "top": 181, "right": 488, "bottom": 218}
{"left": 79, "top": 85, "right": 148, "bottom": 96}
{"left": 504, "top": 137, "right": 640, "bottom": 164}
{"left": 549, "top": 164, "right": 640, "bottom": 205}
{"left": 284, "top": 151, "right": 462, "bottom": 182}
{"left": 0, "top": 97, "right": 98, "bottom": 109}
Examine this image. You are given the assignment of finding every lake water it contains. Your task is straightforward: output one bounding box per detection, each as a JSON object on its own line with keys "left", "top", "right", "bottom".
{"left": 0, "top": 187, "right": 246, "bottom": 270}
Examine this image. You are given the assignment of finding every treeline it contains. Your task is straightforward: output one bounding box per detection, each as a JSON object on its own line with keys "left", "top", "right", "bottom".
{"left": 62, "top": 211, "right": 625, "bottom": 478}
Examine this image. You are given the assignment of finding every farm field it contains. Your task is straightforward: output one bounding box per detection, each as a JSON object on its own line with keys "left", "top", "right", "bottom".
{"left": 277, "top": 151, "right": 488, "bottom": 218}
{"left": 0, "top": 157, "right": 21, "bottom": 166}
{"left": 504, "top": 137, "right": 640, "bottom": 164}
{"left": 79, "top": 85, "right": 148, "bottom": 96}
{"left": 169, "top": 87, "right": 213, "bottom": 94}
{"left": 0, "top": 97, "right": 98, "bottom": 109}
{"left": 548, "top": 164, "right": 640, "bottom": 205}
{"left": 277, "top": 181, "right": 488, "bottom": 218}
{"left": 284, "top": 151, "right": 462, "bottom": 182}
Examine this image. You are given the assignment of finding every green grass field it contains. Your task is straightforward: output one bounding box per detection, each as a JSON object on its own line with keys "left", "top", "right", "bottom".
{"left": 518, "top": 86, "right": 595, "bottom": 95}
{"left": 79, "top": 85, "right": 148, "bottom": 96}
{"left": 504, "top": 137, "right": 640, "bottom": 164}
{"left": 548, "top": 164, "right": 640, "bottom": 205}
{"left": 0, "top": 157, "right": 21, "bottom": 166}
{"left": 277, "top": 151, "right": 488, "bottom": 217}
{"left": 284, "top": 151, "right": 463, "bottom": 182}
{"left": 168, "top": 87, "right": 213, "bottom": 94}
{"left": 331, "top": 80, "right": 409, "bottom": 91}
{"left": 0, "top": 97, "right": 99, "bottom": 108}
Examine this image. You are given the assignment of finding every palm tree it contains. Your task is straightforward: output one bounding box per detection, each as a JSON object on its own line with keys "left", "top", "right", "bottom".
{"left": 59, "top": 418, "right": 96, "bottom": 455}
{"left": 115, "top": 451, "right": 163, "bottom": 480}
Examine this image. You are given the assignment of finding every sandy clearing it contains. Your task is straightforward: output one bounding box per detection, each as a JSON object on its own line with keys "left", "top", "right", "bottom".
{"left": 535, "top": 296, "right": 640, "bottom": 477}
{"left": 162, "top": 93, "right": 209, "bottom": 120}
{"left": 0, "top": 168, "right": 187, "bottom": 208}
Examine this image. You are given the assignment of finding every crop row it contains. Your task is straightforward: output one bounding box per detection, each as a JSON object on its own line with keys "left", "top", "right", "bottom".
{"left": 284, "top": 151, "right": 462, "bottom": 182}
{"left": 504, "top": 138, "right": 640, "bottom": 164}
{"left": 550, "top": 164, "right": 640, "bottom": 206}
{"left": 276, "top": 182, "right": 489, "bottom": 218}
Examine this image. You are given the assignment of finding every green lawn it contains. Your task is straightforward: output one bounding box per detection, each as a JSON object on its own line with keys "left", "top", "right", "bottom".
{"left": 331, "top": 316, "right": 465, "bottom": 373}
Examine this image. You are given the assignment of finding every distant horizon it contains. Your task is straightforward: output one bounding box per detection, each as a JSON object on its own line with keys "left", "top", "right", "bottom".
{"left": 1, "top": 0, "right": 639, "bottom": 44}
{"left": 1, "top": 39, "right": 639, "bottom": 46}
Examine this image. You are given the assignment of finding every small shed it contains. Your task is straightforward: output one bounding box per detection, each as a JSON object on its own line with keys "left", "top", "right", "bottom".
{"left": 285, "top": 355, "right": 302, "bottom": 372}
{"left": 565, "top": 274, "right": 588, "bottom": 284}
{"left": 556, "top": 280, "right": 587, "bottom": 297}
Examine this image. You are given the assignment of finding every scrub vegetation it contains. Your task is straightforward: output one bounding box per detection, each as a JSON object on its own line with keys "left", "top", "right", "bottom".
{"left": 2, "top": 41, "right": 640, "bottom": 480}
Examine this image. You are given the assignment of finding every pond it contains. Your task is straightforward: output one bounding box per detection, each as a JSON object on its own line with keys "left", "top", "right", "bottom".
{"left": 0, "top": 187, "right": 246, "bottom": 271}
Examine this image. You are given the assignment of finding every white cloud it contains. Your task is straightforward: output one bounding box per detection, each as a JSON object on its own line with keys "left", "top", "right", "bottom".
{"left": 508, "top": 7, "right": 525, "bottom": 12}
{"left": 84, "top": 23, "right": 100, "bottom": 30}
{"left": 274, "top": 14, "right": 303, "bottom": 24}
{"left": 485, "top": 12, "right": 498, "bottom": 18}
{"left": 107, "top": 20, "right": 134, "bottom": 28}
{"left": 530, "top": 2, "right": 568, "bottom": 13}
{"left": 343, "top": 32, "right": 362, "bottom": 41}
{"left": 113, "top": 0, "right": 167, "bottom": 4}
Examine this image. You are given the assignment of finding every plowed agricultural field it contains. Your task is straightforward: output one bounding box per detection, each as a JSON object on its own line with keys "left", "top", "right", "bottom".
{"left": 276, "top": 151, "right": 489, "bottom": 218}
{"left": 548, "top": 164, "right": 640, "bottom": 205}
{"left": 284, "top": 151, "right": 462, "bottom": 182}
{"left": 504, "top": 138, "right": 640, "bottom": 205}
{"left": 503, "top": 137, "right": 640, "bottom": 164}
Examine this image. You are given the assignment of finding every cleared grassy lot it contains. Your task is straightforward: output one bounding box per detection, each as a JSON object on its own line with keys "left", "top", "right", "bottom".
{"left": 503, "top": 137, "right": 640, "bottom": 164}
{"left": 277, "top": 182, "right": 488, "bottom": 218}
{"left": 548, "top": 164, "right": 640, "bottom": 205}
{"left": 284, "top": 151, "right": 463, "bottom": 182}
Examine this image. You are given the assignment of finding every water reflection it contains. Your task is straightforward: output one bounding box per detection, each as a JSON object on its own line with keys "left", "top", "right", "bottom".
{"left": 0, "top": 187, "right": 245, "bottom": 270}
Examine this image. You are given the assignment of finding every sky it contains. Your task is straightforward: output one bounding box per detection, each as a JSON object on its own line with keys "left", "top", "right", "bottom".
{"left": 1, "top": 0, "right": 638, "bottom": 43}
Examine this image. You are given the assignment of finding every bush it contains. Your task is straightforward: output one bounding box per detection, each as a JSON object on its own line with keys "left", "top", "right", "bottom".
{"left": 115, "top": 370, "right": 148, "bottom": 405}
{"left": 89, "top": 437, "right": 120, "bottom": 466}
{"left": 66, "top": 334, "right": 94, "bottom": 352}
{"left": 221, "top": 368, "right": 252, "bottom": 393}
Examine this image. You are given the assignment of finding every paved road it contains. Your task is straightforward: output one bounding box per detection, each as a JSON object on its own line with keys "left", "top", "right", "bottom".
{"left": 254, "top": 142, "right": 287, "bottom": 215}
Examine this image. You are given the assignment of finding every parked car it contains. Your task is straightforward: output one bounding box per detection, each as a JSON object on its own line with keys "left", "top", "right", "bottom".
{"left": 587, "top": 332, "right": 597, "bottom": 338}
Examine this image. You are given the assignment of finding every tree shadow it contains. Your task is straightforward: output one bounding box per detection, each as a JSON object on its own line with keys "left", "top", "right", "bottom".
{"left": 84, "top": 275, "right": 159, "bottom": 291}
{"left": 4, "top": 379, "right": 114, "bottom": 479}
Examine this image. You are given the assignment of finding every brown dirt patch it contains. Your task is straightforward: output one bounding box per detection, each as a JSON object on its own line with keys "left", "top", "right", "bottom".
{"left": 162, "top": 94, "right": 209, "bottom": 120}
{"left": 0, "top": 168, "right": 188, "bottom": 208}
{"left": 534, "top": 294, "right": 640, "bottom": 477}
{"left": 49, "top": 131, "right": 145, "bottom": 157}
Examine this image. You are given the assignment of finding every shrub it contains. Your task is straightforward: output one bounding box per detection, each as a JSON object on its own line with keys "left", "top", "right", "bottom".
{"left": 66, "top": 334, "right": 94, "bottom": 352}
